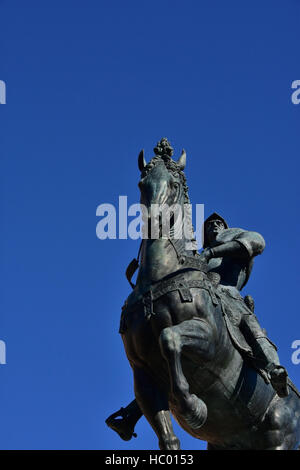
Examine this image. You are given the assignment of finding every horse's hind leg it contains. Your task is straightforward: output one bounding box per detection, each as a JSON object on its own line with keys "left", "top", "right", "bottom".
{"left": 256, "top": 392, "right": 300, "bottom": 450}
{"left": 159, "top": 318, "right": 215, "bottom": 429}
{"left": 133, "top": 366, "right": 181, "bottom": 450}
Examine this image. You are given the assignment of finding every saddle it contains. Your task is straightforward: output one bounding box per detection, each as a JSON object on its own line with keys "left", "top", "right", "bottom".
{"left": 216, "top": 287, "right": 254, "bottom": 357}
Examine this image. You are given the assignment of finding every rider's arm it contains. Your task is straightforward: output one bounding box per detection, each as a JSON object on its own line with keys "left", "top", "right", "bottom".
{"left": 234, "top": 231, "right": 265, "bottom": 258}
{"left": 207, "top": 240, "right": 248, "bottom": 260}
{"left": 206, "top": 231, "right": 265, "bottom": 261}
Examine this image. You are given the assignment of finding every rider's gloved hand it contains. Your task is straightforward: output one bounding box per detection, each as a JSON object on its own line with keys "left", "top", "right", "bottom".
{"left": 199, "top": 248, "right": 214, "bottom": 262}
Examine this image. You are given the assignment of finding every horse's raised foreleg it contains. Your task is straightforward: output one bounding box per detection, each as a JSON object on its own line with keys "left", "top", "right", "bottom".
{"left": 159, "top": 318, "right": 215, "bottom": 429}
{"left": 133, "top": 366, "right": 181, "bottom": 450}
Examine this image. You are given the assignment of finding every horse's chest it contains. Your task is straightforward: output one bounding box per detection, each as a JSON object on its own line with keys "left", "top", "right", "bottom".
{"left": 120, "top": 304, "right": 170, "bottom": 363}
{"left": 120, "top": 305, "right": 159, "bottom": 364}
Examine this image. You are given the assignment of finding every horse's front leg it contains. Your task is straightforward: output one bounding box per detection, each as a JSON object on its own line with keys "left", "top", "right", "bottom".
{"left": 159, "top": 315, "right": 215, "bottom": 430}
{"left": 133, "top": 366, "right": 181, "bottom": 450}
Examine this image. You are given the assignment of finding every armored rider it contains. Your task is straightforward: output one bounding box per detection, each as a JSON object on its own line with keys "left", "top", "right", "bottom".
{"left": 199, "top": 212, "right": 288, "bottom": 396}
{"left": 106, "top": 213, "right": 289, "bottom": 441}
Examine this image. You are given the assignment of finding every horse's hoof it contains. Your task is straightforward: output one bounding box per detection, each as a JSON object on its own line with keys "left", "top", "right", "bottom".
{"left": 180, "top": 394, "right": 207, "bottom": 430}
{"left": 105, "top": 415, "right": 137, "bottom": 441}
{"left": 159, "top": 436, "right": 181, "bottom": 450}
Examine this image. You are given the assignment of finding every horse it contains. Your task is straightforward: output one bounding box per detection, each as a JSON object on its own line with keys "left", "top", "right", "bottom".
{"left": 119, "top": 143, "right": 300, "bottom": 450}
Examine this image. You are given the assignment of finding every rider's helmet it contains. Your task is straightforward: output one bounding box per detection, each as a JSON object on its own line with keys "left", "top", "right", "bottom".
{"left": 203, "top": 212, "right": 229, "bottom": 248}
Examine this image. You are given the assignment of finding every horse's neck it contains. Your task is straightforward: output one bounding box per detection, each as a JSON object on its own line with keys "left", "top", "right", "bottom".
{"left": 136, "top": 238, "right": 179, "bottom": 286}
{"left": 136, "top": 236, "right": 194, "bottom": 290}
{"left": 135, "top": 198, "right": 196, "bottom": 289}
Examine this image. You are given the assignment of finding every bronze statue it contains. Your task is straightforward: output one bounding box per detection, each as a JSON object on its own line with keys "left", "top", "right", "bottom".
{"left": 106, "top": 138, "right": 300, "bottom": 450}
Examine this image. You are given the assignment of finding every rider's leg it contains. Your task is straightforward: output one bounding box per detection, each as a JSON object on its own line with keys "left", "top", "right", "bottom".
{"left": 105, "top": 399, "right": 142, "bottom": 441}
{"left": 241, "top": 313, "right": 289, "bottom": 397}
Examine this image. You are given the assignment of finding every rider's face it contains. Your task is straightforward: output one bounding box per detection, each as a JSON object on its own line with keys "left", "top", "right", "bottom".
{"left": 205, "top": 220, "right": 225, "bottom": 244}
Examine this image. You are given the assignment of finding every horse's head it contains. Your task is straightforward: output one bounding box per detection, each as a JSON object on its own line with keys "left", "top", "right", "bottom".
{"left": 137, "top": 138, "right": 189, "bottom": 239}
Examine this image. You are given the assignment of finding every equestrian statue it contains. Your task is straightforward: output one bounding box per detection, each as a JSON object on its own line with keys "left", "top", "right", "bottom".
{"left": 106, "top": 138, "right": 300, "bottom": 450}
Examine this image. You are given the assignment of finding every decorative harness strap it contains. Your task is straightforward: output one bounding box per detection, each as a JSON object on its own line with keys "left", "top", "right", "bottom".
{"left": 125, "top": 241, "right": 143, "bottom": 289}
{"left": 125, "top": 237, "right": 207, "bottom": 288}
{"left": 168, "top": 237, "right": 187, "bottom": 264}
{"left": 120, "top": 269, "right": 218, "bottom": 334}
{"left": 149, "top": 273, "right": 218, "bottom": 309}
{"left": 121, "top": 237, "right": 219, "bottom": 333}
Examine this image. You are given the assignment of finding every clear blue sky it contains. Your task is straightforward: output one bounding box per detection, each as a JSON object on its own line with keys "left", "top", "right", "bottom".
{"left": 0, "top": 0, "right": 299, "bottom": 450}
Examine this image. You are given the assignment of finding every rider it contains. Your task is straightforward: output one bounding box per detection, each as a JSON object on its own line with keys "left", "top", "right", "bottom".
{"left": 199, "top": 212, "right": 289, "bottom": 396}
{"left": 106, "top": 213, "right": 289, "bottom": 441}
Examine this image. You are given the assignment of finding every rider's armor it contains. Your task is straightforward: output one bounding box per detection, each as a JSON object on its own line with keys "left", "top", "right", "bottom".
{"left": 204, "top": 214, "right": 288, "bottom": 397}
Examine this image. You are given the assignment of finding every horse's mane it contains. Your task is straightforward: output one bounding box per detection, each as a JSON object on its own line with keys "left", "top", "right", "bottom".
{"left": 141, "top": 154, "right": 190, "bottom": 206}
{"left": 141, "top": 153, "right": 196, "bottom": 247}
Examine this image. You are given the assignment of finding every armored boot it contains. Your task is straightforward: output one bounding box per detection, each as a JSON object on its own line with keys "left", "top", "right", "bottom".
{"left": 105, "top": 399, "right": 142, "bottom": 441}
{"left": 267, "top": 363, "right": 289, "bottom": 398}
{"left": 254, "top": 337, "right": 289, "bottom": 397}
{"left": 242, "top": 296, "right": 289, "bottom": 398}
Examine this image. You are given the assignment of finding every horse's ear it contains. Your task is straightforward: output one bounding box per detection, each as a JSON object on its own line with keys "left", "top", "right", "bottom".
{"left": 138, "top": 149, "right": 146, "bottom": 171}
{"left": 177, "top": 149, "right": 186, "bottom": 170}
